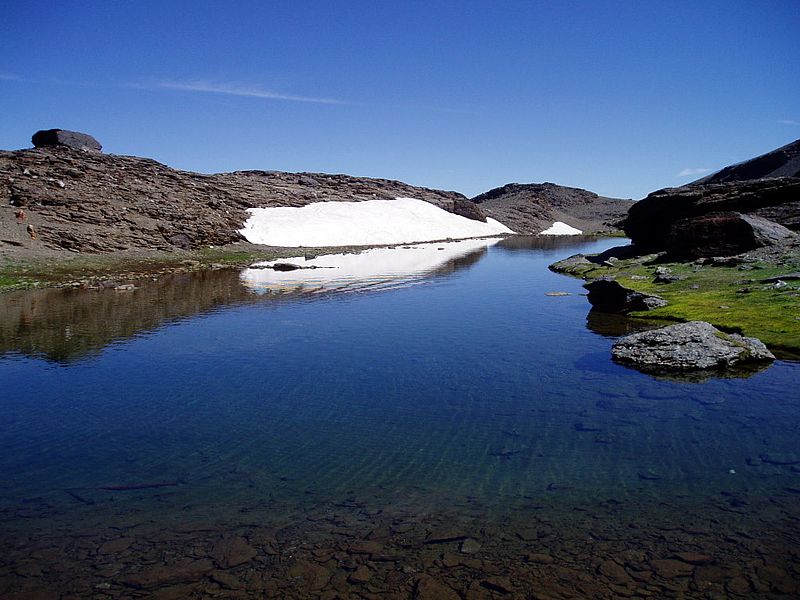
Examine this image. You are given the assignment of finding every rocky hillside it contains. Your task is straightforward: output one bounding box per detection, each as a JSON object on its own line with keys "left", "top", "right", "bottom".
{"left": 0, "top": 143, "right": 466, "bottom": 254}
{"left": 692, "top": 138, "right": 800, "bottom": 184}
{"left": 624, "top": 140, "right": 800, "bottom": 259}
{"left": 471, "top": 182, "right": 633, "bottom": 235}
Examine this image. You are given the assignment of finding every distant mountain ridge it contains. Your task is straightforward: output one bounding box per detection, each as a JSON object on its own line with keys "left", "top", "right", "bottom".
{"left": 472, "top": 182, "right": 634, "bottom": 235}
{"left": 692, "top": 139, "right": 800, "bottom": 185}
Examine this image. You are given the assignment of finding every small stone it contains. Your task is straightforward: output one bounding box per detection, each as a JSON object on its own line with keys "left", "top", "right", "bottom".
{"left": 460, "top": 538, "right": 481, "bottom": 554}
{"left": 673, "top": 552, "right": 713, "bottom": 565}
{"left": 347, "top": 540, "right": 383, "bottom": 555}
{"left": 348, "top": 564, "right": 371, "bottom": 584}
{"left": 650, "top": 558, "right": 694, "bottom": 578}
{"left": 415, "top": 575, "right": 461, "bottom": 600}
{"left": 481, "top": 576, "right": 514, "bottom": 594}
{"left": 527, "top": 553, "right": 554, "bottom": 564}
{"left": 599, "top": 559, "right": 633, "bottom": 584}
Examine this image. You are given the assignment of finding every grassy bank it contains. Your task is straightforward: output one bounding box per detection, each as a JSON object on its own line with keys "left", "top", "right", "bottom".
{"left": 552, "top": 250, "right": 800, "bottom": 356}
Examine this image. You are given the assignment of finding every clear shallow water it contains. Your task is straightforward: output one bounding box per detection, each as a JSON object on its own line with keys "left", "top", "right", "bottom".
{"left": 1, "top": 236, "right": 799, "bottom": 598}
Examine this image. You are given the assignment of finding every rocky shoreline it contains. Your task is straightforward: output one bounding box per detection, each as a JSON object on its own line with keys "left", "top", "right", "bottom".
{"left": 3, "top": 485, "right": 798, "bottom": 599}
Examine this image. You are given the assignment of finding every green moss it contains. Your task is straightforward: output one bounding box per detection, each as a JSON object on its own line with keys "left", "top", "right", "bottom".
{"left": 555, "top": 254, "right": 800, "bottom": 355}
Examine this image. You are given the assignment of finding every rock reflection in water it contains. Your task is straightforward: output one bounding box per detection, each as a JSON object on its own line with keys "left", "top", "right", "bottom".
{"left": 0, "top": 270, "right": 258, "bottom": 363}
{"left": 0, "top": 240, "right": 499, "bottom": 363}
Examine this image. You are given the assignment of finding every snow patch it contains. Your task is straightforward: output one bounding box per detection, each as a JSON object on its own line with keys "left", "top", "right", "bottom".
{"left": 240, "top": 238, "right": 500, "bottom": 295}
{"left": 540, "top": 221, "right": 583, "bottom": 235}
{"left": 239, "top": 197, "right": 514, "bottom": 247}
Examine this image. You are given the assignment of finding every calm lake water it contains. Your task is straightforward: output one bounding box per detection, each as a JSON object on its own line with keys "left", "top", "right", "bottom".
{"left": 1, "top": 236, "right": 798, "bottom": 598}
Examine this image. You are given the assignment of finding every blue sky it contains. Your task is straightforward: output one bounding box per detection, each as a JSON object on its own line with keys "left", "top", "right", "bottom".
{"left": 2, "top": 1, "right": 798, "bottom": 199}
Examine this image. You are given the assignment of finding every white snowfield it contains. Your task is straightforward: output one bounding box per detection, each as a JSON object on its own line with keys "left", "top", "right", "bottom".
{"left": 239, "top": 197, "right": 514, "bottom": 247}
{"left": 540, "top": 221, "right": 583, "bottom": 235}
{"left": 240, "top": 238, "right": 501, "bottom": 295}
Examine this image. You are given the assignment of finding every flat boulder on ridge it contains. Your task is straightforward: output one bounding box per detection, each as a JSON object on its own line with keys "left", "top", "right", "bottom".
{"left": 31, "top": 129, "right": 102, "bottom": 152}
{"left": 611, "top": 321, "right": 775, "bottom": 372}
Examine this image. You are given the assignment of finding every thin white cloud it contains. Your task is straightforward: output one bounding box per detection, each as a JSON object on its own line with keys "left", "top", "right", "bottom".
{"left": 0, "top": 73, "right": 22, "bottom": 81}
{"left": 156, "top": 81, "right": 349, "bottom": 105}
{"left": 677, "top": 167, "right": 711, "bottom": 177}
{"left": 778, "top": 119, "right": 800, "bottom": 126}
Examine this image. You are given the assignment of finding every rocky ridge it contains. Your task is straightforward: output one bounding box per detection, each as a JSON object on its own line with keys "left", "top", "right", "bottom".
{"left": 472, "top": 182, "right": 634, "bottom": 235}
{"left": 0, "top": 145, "right": 467, "bottom": 254}
{"left": 692, "top": 138, "right": 800, "bottom": 184}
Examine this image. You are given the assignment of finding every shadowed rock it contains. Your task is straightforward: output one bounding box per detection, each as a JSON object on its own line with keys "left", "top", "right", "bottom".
{"left": 624, "top": 177, "right": 800, "bottom": 255}
{"left": 31, "top": 129, "right": 102, "bottom": 152}
{"left": 664, "top": 211, "right": 796, "bottom": 259}
{"left": 451, "top": 198, "right": 487, "bottom": 222}
{"left": 584, "top": 278, "right": 667, "bottom": 313}
{"left": 612, "top": 321, "right": 775, "bottom": 372}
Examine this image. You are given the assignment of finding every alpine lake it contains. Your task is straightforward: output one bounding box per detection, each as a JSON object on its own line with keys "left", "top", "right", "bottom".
{"left": 1, "top": 236, "right": 798, "bottom": 599}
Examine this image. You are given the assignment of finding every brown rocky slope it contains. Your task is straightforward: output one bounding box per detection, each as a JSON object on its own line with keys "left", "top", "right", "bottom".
{"left": 0, "top": 145, "right": 467, "bottom": 255}
{"left": 471, "top": 182, "right": 633, "bottom": 235}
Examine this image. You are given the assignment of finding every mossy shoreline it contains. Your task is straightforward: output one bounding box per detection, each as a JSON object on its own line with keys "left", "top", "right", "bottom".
{"left": 550, "top": 247, "right": 800, "bottom": 358}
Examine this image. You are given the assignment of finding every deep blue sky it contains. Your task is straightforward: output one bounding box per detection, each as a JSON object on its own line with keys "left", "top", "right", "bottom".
{"left": 2, "top": 1, "right": 798, "bottom": 199}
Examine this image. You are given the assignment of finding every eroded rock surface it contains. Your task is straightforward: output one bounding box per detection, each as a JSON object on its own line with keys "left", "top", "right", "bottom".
{"left": 612, "top": 321, "right": 775, "bottom": 372}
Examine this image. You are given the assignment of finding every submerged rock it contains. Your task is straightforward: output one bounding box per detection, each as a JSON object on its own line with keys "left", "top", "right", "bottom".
{"left": 584, "top": 277, "right": 667, "bottom": 313}
{"left": 611, "top": 321, "right": 775, "bottom": 372}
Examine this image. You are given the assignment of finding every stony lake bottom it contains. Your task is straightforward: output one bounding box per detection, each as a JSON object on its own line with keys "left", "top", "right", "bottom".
{"left": 0, "top": 236, "right": 798, "bottom": 599}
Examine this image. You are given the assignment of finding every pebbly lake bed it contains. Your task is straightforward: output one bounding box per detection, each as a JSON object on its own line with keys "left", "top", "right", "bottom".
{"left": 1, "top": 236, "right": 798, "bottom": 599}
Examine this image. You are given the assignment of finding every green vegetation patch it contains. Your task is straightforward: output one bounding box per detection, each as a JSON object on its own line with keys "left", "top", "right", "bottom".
{"left": 554, "top": 253, "right": 800, "bottom": 355}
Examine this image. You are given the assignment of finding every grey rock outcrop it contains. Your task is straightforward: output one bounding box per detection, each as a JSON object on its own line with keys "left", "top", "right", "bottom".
{"left": 584, "top": 278, "right": 667, "bottom": 313}
{"left": 31, "top": 129, "right": 102, "bottom": 152}
{"left": 611, "top": 321, "right": 775, "bottom": 372}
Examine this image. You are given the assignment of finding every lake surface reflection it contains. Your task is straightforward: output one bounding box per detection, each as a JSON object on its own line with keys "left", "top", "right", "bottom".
{"left": 1, "top": 236, "right": 798, "bottom": 599}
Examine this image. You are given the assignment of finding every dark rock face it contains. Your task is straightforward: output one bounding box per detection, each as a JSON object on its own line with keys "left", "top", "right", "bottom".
{"left": 31, "top": 129, "right": 102, "bottom": 152}
{"left": 692, "top": 139, "right": 800, "bottom": 184}
{"left": 611, "top": 321, "right": 775, "bottom": 372}
{"left": 624, "top": 177, "right": 800, "bottom": 254}
{"left": 583, "top": 278, "right": 667, "bottom": 313}
{"left": 450, "top": 198, "right": 487, "bottom": 222}
{"left": 665, "top": 211, "right": 796, "bottom": 259}
{"left": 471, "top": 182, "right": 633, "bottom": 234}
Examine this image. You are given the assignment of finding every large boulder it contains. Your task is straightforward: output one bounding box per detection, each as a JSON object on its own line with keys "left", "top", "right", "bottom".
{"left": 664, "top": 211, "right": 796, "bottom": 259}
{"left": 584, "top": 278, "right": 667, "bottom": 313}
{"left": 624, "top": 177, "right": 800, "bottom": 254}
{"left": 611, "top": 321, "right": 775, "bottom": 372}
{"left": 31, "top": 129, "right": 102, "bottom": 152}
